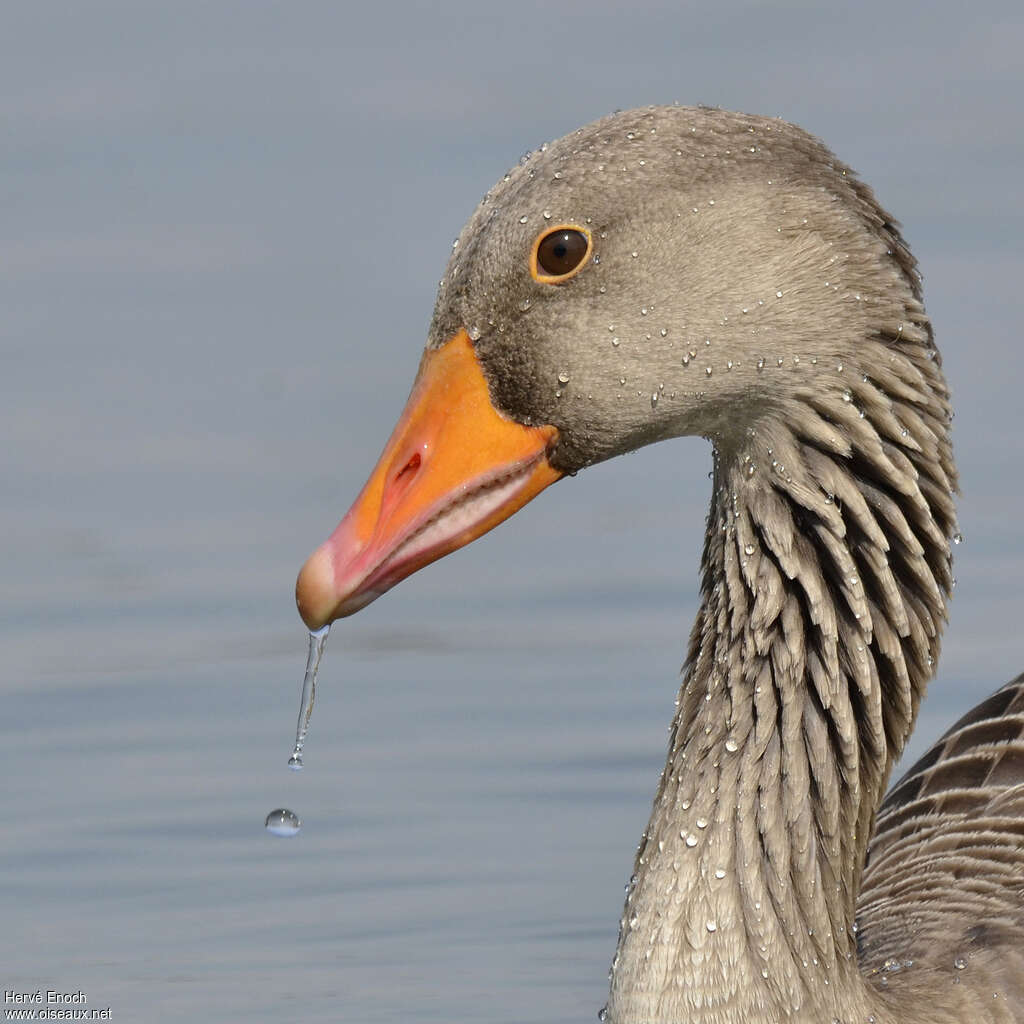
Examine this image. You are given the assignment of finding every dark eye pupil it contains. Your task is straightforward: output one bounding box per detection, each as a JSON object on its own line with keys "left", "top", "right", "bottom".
{"left": 537, "top": 229, "right": 588, "bottom": 277}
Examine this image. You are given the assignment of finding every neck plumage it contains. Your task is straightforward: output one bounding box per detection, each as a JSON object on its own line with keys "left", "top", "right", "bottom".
{"left": 606, "top": 320, "right": 957, "bottom": 1024}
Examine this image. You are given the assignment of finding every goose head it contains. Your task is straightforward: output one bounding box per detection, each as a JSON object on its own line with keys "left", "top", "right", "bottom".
{"left": 296, "top": 105, "right": 952, "bottom": 635}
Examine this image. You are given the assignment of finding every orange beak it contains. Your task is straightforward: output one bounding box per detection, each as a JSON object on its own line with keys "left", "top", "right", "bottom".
{"left": 295, "top": 330, "right": 562, "bottom": 629}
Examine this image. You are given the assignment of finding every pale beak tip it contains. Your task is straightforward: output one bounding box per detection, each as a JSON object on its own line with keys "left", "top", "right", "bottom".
{"left": 295, "top": 545, "right": 339, "bottom": 630}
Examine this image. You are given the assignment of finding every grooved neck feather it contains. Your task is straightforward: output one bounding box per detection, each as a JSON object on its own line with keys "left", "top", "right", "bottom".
{"left": 607, "top": 319, "right": 957, "bottom": 1022}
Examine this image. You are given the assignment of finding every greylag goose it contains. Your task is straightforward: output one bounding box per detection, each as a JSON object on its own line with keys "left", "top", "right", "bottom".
{"left": 295, "top": 106, "right": 1024, "bottom": 1023}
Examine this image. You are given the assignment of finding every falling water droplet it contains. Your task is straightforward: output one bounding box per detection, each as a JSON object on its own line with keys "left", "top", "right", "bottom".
{"left": 264, "top": 808, "right": 301, "bottom": 837}
{"left": 288, "top": 626, "right": 330, "bottom": 770}
{"left": 953, "top": 532, "right": 963, "bottom": 545}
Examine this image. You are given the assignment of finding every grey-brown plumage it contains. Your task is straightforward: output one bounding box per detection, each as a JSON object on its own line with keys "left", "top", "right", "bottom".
{"left": 428, "top": 107, "right": 1024, "bottom": 1022}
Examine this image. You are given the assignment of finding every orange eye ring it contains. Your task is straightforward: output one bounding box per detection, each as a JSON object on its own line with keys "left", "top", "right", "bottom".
{"left": 530, "top": 224, "right": 593, "bottom": 284}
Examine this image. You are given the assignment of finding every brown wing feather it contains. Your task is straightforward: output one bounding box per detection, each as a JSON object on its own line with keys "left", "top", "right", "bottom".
{"left": 855, "top": 672, "right": 1024, "bottom": 991}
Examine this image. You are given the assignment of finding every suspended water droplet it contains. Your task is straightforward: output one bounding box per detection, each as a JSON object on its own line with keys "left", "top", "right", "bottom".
{"left": 288, "top": 626, "right": 330, "bottom": 770}
{"left": 265, "top": 808, "right": 301, "bottom": 837}
{"left": 558, "top": 371, "right": 570, "bottom": 384}
{"left": 705, "top": 367, "right": 713, "bottom": 377}
{"left": 695, "top": 817, "right": 708, "bottom": 829}
{"left": 744, "top": 544, "right": 754, "bottom": 555}
{"left": 518, "top": 298, "right": 532, "bottom": 312}
{"left": 954, "top": 956, "right": 968, "bottom": 970}
{"left": 706, "top": 920, "right": 717, "bottom": 933}
{"left": 714, "top": 868, "right": 726, "bottom": 879}
{"left": 467, "top": 325, "right": 482, "bottom": 342}
{"left": 757, "top": 358, "right": 765, "bottom": 370}
{"left": 518, "top": 215, "right": 528, "bottom": 224}
{"left": 953, "top": 532, "right": 963, "bottom": 545}
{"left": 724, "top": 737, "right": 739, "bottom": 753}
{"left": 542, "top": 210, "right": 552, "bottom": 220}
{"left": 776, "top": 290, "right": 783, "bottom": 298}
{"left": 598, "top": 1008, "right": 609, "bottom": 1022}
{"left": 685, "top": 833, "right": 698, "bottom": 847}
{"left": 650, "top": 393, "right": 658, "bottom": 408}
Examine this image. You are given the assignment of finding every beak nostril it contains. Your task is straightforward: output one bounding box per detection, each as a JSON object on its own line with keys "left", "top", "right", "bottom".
{"left": 395, "top": 452, "right": 421, "bottom": 483}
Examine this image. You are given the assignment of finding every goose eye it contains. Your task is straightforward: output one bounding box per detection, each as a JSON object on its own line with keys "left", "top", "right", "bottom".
{"left": 531, "top": 226, "right": 592, "bottom": 283}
